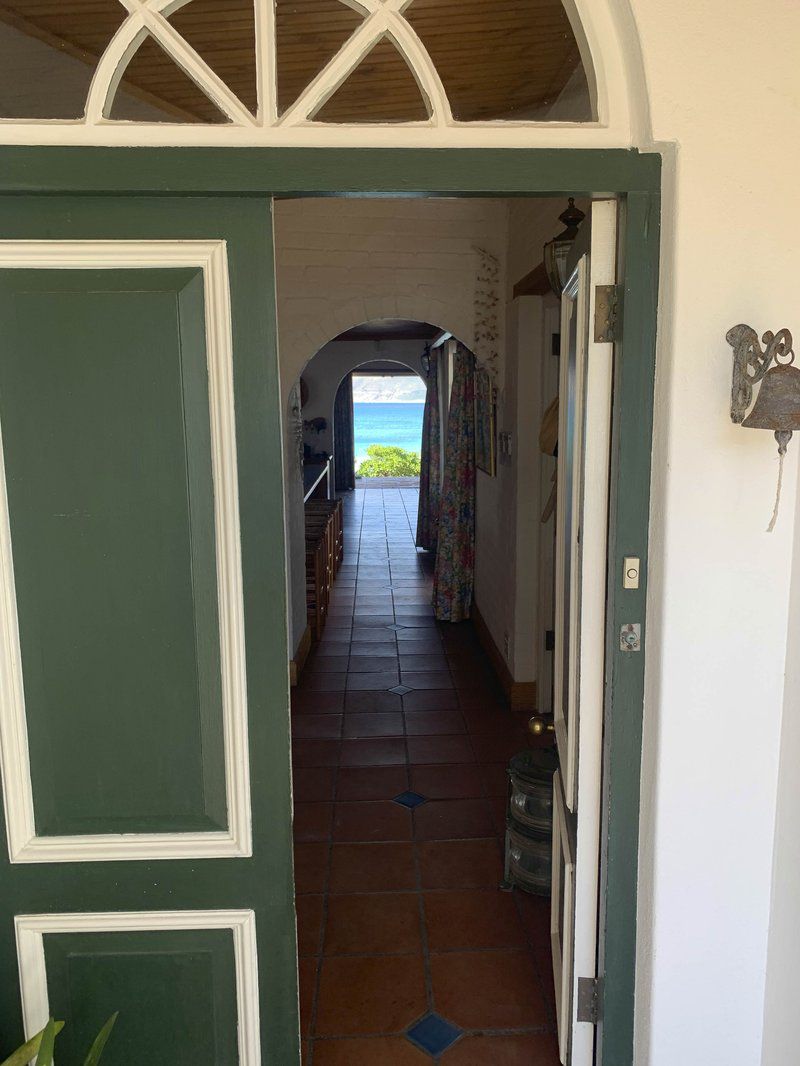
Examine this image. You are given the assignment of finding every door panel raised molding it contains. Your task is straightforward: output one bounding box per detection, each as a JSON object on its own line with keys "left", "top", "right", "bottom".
{"left": 0, "top": 241, "right": 251, "bottom": 863}
{"left": 15, "top": 910, "right": 260, "bottom": 1065}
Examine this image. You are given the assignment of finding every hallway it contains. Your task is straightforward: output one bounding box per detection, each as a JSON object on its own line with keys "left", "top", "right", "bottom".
{"left": 292, "top": 488, "right": 559, "bottom": 1065}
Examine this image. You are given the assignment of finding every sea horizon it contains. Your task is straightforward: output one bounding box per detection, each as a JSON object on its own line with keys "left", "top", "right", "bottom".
{"left": 353, "top": 401, "right": 425, "bottom": 462}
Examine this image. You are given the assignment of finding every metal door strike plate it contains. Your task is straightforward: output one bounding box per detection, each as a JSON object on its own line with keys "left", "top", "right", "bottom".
{"left": 620, "top": 623, "right": 641, "bottom": 652}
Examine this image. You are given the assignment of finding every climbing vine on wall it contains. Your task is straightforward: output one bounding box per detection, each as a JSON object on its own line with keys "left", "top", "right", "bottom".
{"left": 474, "top": 246, "right": 500, "bottom": 378}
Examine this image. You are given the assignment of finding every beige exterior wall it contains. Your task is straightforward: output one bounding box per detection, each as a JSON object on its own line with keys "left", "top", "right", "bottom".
{"left": 628, "top": 2, "right": 800, "bottom": 1063}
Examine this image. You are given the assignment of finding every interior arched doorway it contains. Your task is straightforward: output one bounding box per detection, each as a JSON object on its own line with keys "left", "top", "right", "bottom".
{"left": 286, "top": 320, "right": 449, "bottom": 655}
{"left": 297, "top": 319, "right": 442, "bottom": 493}
{"left": 334, "top": 357, "right": 427, "bottom": 491}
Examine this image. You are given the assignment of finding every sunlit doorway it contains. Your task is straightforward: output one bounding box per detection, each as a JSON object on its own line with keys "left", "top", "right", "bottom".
{"left": 352, "top": 368, "right": 425, "bottom": 486}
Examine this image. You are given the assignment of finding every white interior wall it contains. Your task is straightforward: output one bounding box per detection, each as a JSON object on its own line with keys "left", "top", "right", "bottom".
{"left": 473, "top": 263, "right": 537, "bottom": 681}
{"left": 483, "top": 199, "right": 588, "bottom": 685}
{"left": 274, "top": 197, "right": 507, "bottom": 401}
{"left": 470, "top": 206, "right": 514, "bottom": 669}
{"left": 512, "top": 296, "right": 546, "bottom": 683}
{"left": 283, "top": 381, "right": 307, "bottom": 658}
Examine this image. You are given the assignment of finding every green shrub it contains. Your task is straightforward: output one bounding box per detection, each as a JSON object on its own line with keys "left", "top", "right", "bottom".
{"left": 357, "top": 445, "right": 421, "bottom": 478}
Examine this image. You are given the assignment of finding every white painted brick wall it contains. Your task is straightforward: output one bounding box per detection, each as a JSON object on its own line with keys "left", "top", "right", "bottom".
{"left": 274, "top": 197, "right": 509, "bottom": 399}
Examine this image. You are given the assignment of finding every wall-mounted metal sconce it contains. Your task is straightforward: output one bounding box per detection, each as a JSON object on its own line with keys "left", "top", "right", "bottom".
{"left": 543, "top": 198, "right": 586, "bottom": 297}
{"left": 420, "top": 344, "right": 432, "bottom": 376}
{"left": 728, "top": 324, "right": 800, "bottom": 531}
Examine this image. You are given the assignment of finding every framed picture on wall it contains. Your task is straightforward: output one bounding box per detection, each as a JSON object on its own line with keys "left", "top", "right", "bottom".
{"left": 475, "top": 365, "right": 496, "bottom": 476}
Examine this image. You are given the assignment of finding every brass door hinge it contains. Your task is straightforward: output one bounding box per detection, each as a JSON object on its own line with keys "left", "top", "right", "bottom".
{"left": 594, "top": 285, "right": 622, "bottom": 343}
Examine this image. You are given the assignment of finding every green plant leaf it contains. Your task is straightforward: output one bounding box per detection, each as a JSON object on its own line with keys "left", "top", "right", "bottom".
{"left": 357, "top": 444, "right": 420, "bottom": 478}
{"left": 82, "top": 1013, "right": 118, "bottom": 1066}
{"left": 0, "top": 1022, "right": 64, "bottom": 1066}
{"left": 34, "top": 1019, "right": 57, "bottom": 1066}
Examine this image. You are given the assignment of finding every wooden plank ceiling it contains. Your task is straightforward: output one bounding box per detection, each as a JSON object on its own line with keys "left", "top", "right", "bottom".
{"left": 0, "top": 0, "right": 588, "bottom": 123}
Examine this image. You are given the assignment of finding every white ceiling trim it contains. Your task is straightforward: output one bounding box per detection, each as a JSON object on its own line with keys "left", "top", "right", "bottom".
{"left": 0, "top": 120, "right": 629, "bottom": 148}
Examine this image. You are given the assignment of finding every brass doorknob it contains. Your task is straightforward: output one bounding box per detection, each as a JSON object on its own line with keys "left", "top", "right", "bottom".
{"left": 528, "top": 716, "right": 555, "bottom": 736}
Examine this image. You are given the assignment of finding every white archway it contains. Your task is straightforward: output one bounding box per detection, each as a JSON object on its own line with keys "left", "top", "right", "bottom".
{"left": 281, "top": 304, "right": 468, "bottom": 405}
{"left": 292, "top": 323, "right": 445, "bottom": 459}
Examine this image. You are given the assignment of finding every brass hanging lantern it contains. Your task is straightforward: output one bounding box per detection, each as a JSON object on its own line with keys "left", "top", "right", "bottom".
{"left": 728, "top": 324, "right": 800, "bottom": 531}
{"left": 543, "top": 198, "right": 586, "bottom": 296}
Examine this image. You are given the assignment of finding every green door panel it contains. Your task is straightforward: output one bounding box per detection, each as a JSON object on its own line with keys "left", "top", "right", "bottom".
{"left": 0, "top": 197, "right": 298, "bottom": 1065}
{"left": 44, "top": 929, "right": 238, "bottom": 1066}
{"left": 0, "top": 268, "right": 226, "bottom": 836}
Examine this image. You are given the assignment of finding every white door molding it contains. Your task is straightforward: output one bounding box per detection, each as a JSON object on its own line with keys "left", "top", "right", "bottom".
{"left": 15, "top": 909, "right": 261, "bottom": 1064}
{"left": 551, "top": 198, "right": 618, "bottom": 1066}
{"left": 0, "top": 239, "right": 252, "bottom": 863}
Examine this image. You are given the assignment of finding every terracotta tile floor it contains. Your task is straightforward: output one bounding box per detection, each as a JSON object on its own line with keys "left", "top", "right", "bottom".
{"left": 293, "top": 487, "right": 559, "bottom": 1065}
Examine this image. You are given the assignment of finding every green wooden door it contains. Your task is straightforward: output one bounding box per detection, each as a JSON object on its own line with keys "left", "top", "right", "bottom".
{"left": 0, "top": 197, "right": 297, "bottom": 1064}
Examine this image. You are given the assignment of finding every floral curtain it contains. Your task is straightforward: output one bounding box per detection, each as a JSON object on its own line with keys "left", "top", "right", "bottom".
{"left": 416, "top": 348, "right": 441, "bottom": 551}
{"left": 433, "top": 344, "right": 476, "bottom": 622}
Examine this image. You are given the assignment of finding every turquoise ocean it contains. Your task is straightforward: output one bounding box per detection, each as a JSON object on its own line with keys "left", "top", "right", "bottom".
{"left": 353, "top": 402, "right": 425, "bottom": 463}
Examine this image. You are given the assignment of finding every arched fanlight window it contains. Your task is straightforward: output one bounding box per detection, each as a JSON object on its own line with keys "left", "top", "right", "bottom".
{"left": 0, "top": 0, "right": 595, "bottom": 127}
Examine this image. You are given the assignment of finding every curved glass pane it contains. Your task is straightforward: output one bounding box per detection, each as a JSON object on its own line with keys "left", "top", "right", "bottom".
{"left": 406, "top": 0, "right": 593, "bottom": 121}
{"left": 277, "top": 0, "right": 363, "bottom": 117}
{"left": 0, "top": 1, "right": 125, "bottom": 119}
{"left": 0, "top": 0, "right": 595, "bottom": 125}
{"left": 110, "top": 35, "right": 230, "bottom": 124}
{"left": 170, "top": 0, "right": 257, "bottom": 117}
{"left": 316, "top": 37, "right": 429, "bottom": 124}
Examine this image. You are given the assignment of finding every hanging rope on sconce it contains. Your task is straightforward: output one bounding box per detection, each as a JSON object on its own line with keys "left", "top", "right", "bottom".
{"left": 766, "top": 433, "right": 789, "bottom": 533}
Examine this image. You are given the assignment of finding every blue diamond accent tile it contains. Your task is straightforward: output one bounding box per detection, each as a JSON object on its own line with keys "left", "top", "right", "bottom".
{"left": 386, "top": 624, "right": 408, "bottom": 632}
{"left": 393, "top": 790, "right": 427, "bottom": 809}
{"left": 406, "top": 1013, "right": 463, "bottom": 1057}
{"left": 389, "top": 684, "right": 413, "bottom": 695}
